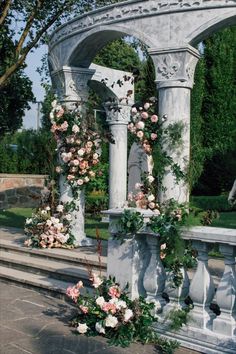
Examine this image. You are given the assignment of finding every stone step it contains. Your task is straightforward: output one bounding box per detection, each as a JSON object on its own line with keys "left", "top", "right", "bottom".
{"left": 0, "top": 237, "right": 107, "bottom": 271}
{"left": 0, "top": 265, "right": 73, "bottom": 299}
{"left": 0, "top": 251, "right": 106, "bottom": 285}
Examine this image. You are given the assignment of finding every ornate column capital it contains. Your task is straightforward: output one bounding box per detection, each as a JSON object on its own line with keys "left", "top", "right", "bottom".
{"left": 103, "top": 102, "right": 132, "bottom": 125}
{"left": 149, "top": 45, "right": 200, "bottom": 89}
{"left": 51, "top": 66, "right": 96, "bottom": 103}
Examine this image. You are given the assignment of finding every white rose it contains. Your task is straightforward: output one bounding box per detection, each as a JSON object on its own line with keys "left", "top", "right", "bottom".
{"left": 54, "top": 222, "right": 63, "bottom": 231}
{"left": 93, "top": 153, "right": 99, "bottom": 159}
{"left": 45, "top": 206, "right": 51, "bottom": 211}
{"left": 25, "top": 218, "right": 32, "bottom": 225}
{"left": 72, "top": 124, "right": 80, "bottom": 133}
{"left": 105, "top": 315, "right": 118, "bottom": 328}
{"left": 95, "top": 322, "right": 105, "bottom": 334}
{"left": 46, "top": 220, "right": 52, "bottom": 227}
{"left": 147, "top": 194, "right": 155, "bottom": 202}
{"left": 56, "top": 205, "right": 64, "bottom": 212}
{"left": 51, "top": 100, "right": 57, "bottom": 108}
{"left": 136, "top": 121, "right": 145, "bottom": 130}
{"left": 50, "top": 217, "right": 60, "bottom": 224}
{"left": 65, "top": 214, "right": 72, "bottom": 221}
{"left": 117, "top": 300, "right": 127, "bottom": 309}
{"left": 41, "top": 210, "right": 47, "bottom": 215}
{"left": 147, "top": 175, "right": 155, "bottom": 183}
{"left": 124, "top": 309, "right": 133, "bottom": 322}
{"left": 144, "top": 102, "right": 150, "bottom": 110}
{"left": 77, "top": 149, "right": 85, "bottom": 157}
{"left": 77, "top": 323, "right": 88, "bottom": 334}
{"left": 96, "top": 296, "right": 105, "bottom": 308}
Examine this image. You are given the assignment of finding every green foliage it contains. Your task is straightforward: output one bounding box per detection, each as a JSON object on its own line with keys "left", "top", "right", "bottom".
{"left": 85, "top": 193, "right": 109, "bottom": 214}
{"left": 117, "top": 209, "right": 144, "bottom": 237}
{"left": 190, "top": 195, "right": 236, "bottom": 212}
{"left": 0, "top": 23, "right": 35, "bottom": 136}
{"left": 0, "top": 130, "right": 56, "bottom": 175}
{"left": 167, "top": 308, "right": 191, "bottom": 331}
{"left": 191, "top": 27, "right": 236, "bottom": 194}
{"left": 94, "top": 38, "right": 141, "bottom": 73}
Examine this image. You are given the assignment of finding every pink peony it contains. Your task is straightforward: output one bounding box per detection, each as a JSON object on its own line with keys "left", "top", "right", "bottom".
{"left": 151, "top": 115, "right": 158, "bottom": 123}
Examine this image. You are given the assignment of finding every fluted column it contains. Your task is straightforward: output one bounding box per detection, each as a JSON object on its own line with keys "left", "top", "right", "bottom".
{"left": 149, "top": 46, "right": 200, "bottom": 203}
{"left": 104, "top": 103, "right": 131, "bottom": 208}
{"left": 51, "top": 66, "right": 95, "bottom": 246}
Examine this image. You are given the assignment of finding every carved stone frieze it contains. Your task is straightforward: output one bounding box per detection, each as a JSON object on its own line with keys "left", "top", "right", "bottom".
{"left": 49, "top": 0, "right": 235, "bottom": 47}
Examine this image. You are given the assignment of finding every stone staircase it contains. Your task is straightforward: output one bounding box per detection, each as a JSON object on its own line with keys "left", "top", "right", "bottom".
{"left": 0, "top": 227, "right": 107, "bottom": 299}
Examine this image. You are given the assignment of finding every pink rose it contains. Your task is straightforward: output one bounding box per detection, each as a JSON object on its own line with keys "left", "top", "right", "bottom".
{"left": 77, "top": 179, "right": 84, "bottom": 185}
{"left": 131, "top": 107, "right": 137, "bottom": 114}
{"left": 66, "top": 286, "right": 80, "bottom": 302}
{"left": 60, "top": 121, "right": 68, "bottom": 131}
{"left": 144, "top": 102, "right": 150, "bottom": 110}
{"left": 72, "top": 159, "right": 80, "bottom": 166}
{"left": 151, "top": 115, "right": 158, "bottom": 123}
{"left": 151, "top": 133, "right": 157, "bottom": 140}
{"left": 136, "top": 130, "right": 144, "bottom": 139}
{"left": 67, "top": 174, "right": 75, "bottom": 181}
{"left": 108, "top": 286, "right": 121, "bottom": 298}
{"left": 86, "top": 141, "right": 93, "bottom": 148}
{"left": 79, "top": 160, "right": 88, "bottom": 170}
{"left": 102, "top": 302, "right": 117, "bottom": 314}
{"left": 141, "top": 112, "right": 149, "bottom": 119}
{"left": 80, "top": 305, "right": 89, "bottom": 314}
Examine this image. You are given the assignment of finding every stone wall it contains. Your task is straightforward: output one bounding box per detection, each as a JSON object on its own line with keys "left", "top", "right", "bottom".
{"left": 0, "top": 174, "right": 47, "bottom": 210}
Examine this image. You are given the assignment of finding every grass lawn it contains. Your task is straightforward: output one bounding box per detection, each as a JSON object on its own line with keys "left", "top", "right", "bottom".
{"left": 0, "top": 208, "right": 235, "bottom": 240}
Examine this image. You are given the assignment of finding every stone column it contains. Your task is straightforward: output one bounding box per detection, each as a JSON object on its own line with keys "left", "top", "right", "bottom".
{"left": 51, "top": 66, "right": 95, "bottom": 246}
{"left": 104, "top": 103, "right": 131, "bottom": 208}
{"left": 149, "top": 46, "right": 200, "bottom": 203}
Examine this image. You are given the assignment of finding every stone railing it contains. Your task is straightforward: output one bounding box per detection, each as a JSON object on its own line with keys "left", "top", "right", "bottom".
{"left": 104, "top": 208, "right": 236, "bottom": 354}
{"left": 0, "top": 174, "right": 47, "bottom": 210}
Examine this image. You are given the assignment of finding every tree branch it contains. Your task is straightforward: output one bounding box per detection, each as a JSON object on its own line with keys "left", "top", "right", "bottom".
{"left": 0, "top": 0, "right": 12, "bottom": 26}
{"left": 15, "top": 0, "right": 45, "bottom": 57}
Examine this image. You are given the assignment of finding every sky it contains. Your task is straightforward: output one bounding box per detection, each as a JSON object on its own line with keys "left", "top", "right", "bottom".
{"left": 22, "top": 45, "right": 48, "bottom": 130}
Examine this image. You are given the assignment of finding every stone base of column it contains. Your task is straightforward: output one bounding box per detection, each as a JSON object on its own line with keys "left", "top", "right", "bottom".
{"left": 213, "top": 314, "right": 236, "bottom": 337}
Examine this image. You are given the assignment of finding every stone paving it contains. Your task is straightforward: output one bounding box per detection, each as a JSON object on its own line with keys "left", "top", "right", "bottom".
{"left": 0, "top": 281, "right": 202, "bottom": 354}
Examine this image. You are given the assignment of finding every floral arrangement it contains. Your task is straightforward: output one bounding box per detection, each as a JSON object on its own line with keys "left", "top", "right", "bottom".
{"left": 24, "top": 202, "right": 75, "bottom": 249}
{"left": 50, "top": 100, "right": 101, "bottom": 193}
{"left": 128, "top": 99, "right": 162, "bottom": 154}
{"left": 66, "top": 274, "right": 178, "bottom": 352}
{"left": 127, "top": 172, "right": 160, "bottom": 213}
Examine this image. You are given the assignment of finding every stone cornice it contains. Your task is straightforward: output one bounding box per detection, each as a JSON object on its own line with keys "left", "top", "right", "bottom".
{"left": 49, "top": 0, "right": 236, "bottom": 49}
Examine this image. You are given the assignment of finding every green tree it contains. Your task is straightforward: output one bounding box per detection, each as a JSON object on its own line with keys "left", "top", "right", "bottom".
{"left": 192, "top": 26, "right": 236, "bottom": 194}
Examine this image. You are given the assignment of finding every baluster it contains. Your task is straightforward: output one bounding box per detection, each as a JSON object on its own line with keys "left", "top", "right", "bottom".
{"left": 164, "top": 267, "right": 190, "bottom": 314}
{"left": 189, "top": 241, "right": 216, "bottom": 329}
{"left": 143, "top": 233, "right": 166, "bottom": 312}
{"left": 213, "top": 244, "right": 236, "bottom": 336}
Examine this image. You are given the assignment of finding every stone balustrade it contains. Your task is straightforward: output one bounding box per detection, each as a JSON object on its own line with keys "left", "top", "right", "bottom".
{"left": 104, "top": 208, "right": 236, "bottom": 354}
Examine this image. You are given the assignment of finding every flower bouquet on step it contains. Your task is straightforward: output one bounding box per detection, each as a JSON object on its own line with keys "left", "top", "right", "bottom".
{"left": 24, "top": 203, "right": 75, "bottom": 249}
{"left": 66, "top": 274, "right": 179, "bottom": 352}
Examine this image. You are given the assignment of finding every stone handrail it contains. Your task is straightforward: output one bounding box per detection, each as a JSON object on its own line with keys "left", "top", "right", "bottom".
{"left": 105, "top": 208, "right": 236, "bottom": 353}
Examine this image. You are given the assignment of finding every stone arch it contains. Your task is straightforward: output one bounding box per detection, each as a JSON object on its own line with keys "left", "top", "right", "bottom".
{"left": 188, "top": 12, "right": 236, "bottom": 45}
{"left": 67, "top": 25, "right": 153, "bottom": 68}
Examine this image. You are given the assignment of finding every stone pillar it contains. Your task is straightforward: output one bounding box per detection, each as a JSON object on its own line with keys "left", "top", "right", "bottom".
{"left": 104, "top": 103, "right": 131, "bottom": 208}
{"left": 149, "top": 46, "right": 200, "bottom": 203}
{"left": 51, "top": 66, "right": 95, "bottom": 246}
